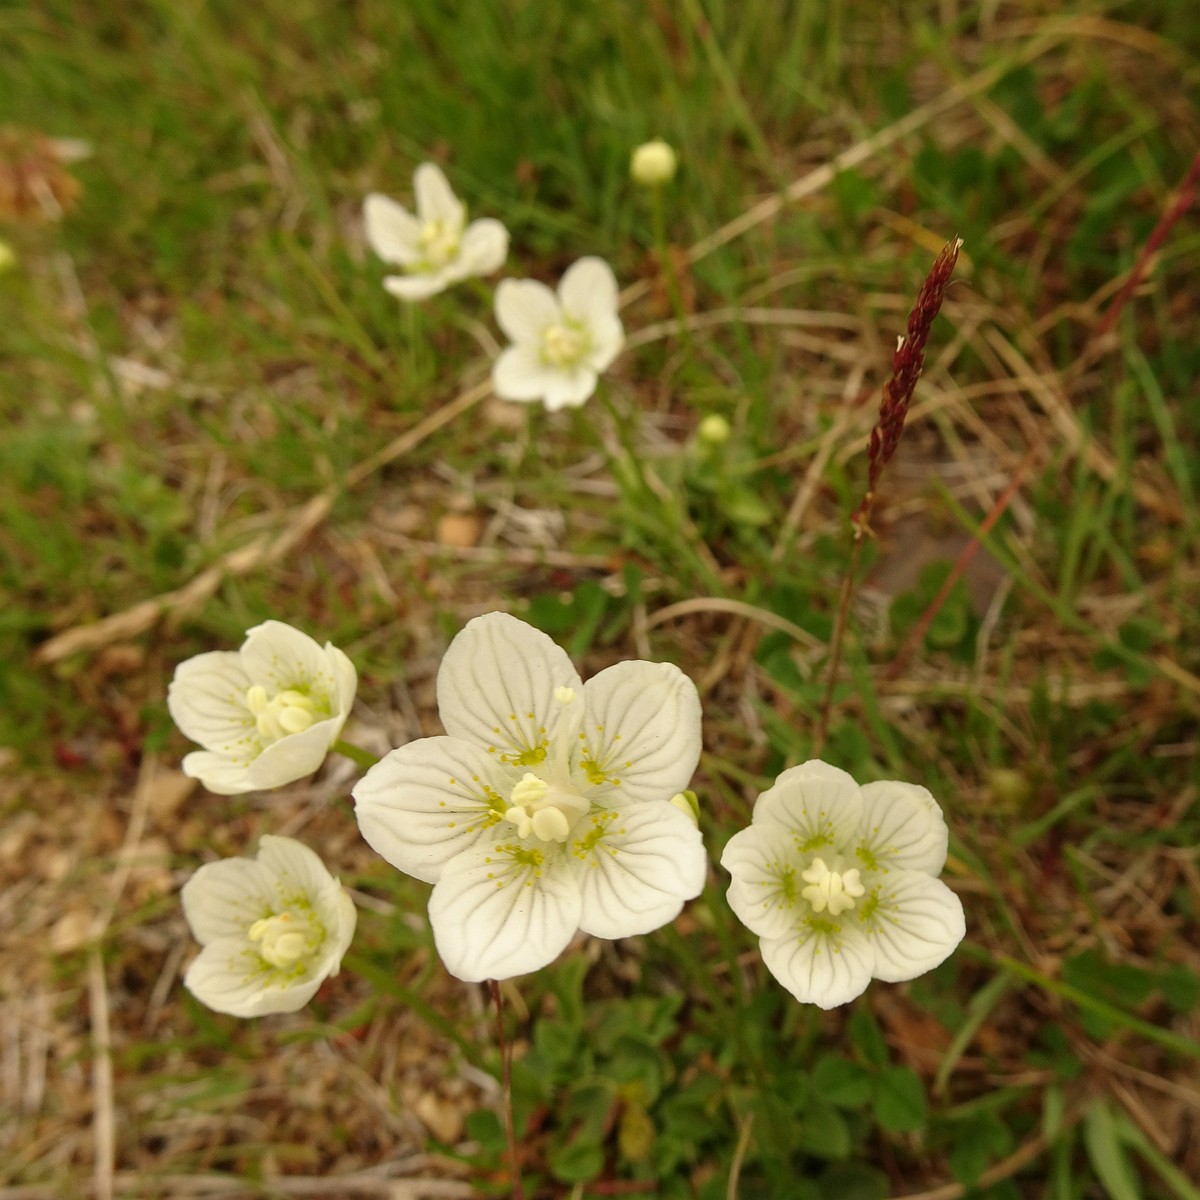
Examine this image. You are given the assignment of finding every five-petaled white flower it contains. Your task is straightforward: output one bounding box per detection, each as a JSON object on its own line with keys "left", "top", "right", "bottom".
{"left": 492, "top": 257, "right": 624, "bottom": 411}
{"left": 181, "top": 835, "right": 357, "bottom": 1018}
{"left": 168, "top": 621, "right": 357, "bottom": 795}
{"left": 353, "top": 612, "right": 704, "bottom": 982}
{"left": 363, "top": 162, "right": 508, "bottom": 301}
{"left": 721, "top": 760, "right": 965, "bottom": 1009}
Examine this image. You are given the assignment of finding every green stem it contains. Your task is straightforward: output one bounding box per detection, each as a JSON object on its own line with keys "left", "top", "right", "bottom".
{"left": 332, "top": 739, "right": 380, "bottom": 770}
{"left": 489, "top": 980, "right": 525, "bottom": 1200}
{"left": 650, "top": 187, "right": 689, "bottom": 350}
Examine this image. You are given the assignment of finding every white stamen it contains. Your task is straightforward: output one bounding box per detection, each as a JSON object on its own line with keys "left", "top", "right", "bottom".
{"left": 800, "top": 857, "right": 865, "bottom": 916}
{"left": 248, "top": 912, "right": 313, "bottom": 968}
{"left": 505, "top": 771, "right": 588, "bottom": 844}
{"left": 245, "top": 685, "right": 320, "bottom": 744}
{"left": 554, "top": 686, "right": 576, "bottom": 705}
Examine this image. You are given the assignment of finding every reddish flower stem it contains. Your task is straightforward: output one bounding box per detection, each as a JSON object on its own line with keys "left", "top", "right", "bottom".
{"left": 1093, "top": 148, "right": 1200, "bottom": 341}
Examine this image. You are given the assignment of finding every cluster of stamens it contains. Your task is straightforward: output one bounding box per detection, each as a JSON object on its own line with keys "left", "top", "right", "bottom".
{"left": 418, "top": 218, "right": 461, "bottom": 269}
{"left": 246, "top": 685, "right": 320, "bottom": 743}
{"left": 247, "top": 911, "right": 316, "bottom": 968}
{"left": 541, "top": 321, "right": 590, "bottom": 368}
{"left": 800, "top": 857, "right": 865, "bottom": 916}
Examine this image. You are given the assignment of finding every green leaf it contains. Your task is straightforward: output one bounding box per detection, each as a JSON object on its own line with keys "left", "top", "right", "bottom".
{"left": 797, "top": 1100, "right": 851, "bottom": 1159}
{"left": 873, "top": 1066, "right": 927, "bottom": 1133}
{"left": 1083, "top": 1101, "right": 1143, "bottom": 1200}
{"left": 812, "top": 1055, "right": 873, "bottom": 1109}
{"left": 848, "top": 1007, "right": 889, "bottom": 1067}
{"left": 818, "top": 1162, "right": 889, "bottom": 1200}
{"left": 549, "top": 1136, "right": 605, "bottom": 1185}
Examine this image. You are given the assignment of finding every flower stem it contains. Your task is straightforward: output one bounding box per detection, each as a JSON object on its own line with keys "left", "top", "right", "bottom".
{"left": 332, "top": 739, "right": 380, "bottom": 770}
{"left": 488, "top": 980, "right": 524, "bottom": 1200}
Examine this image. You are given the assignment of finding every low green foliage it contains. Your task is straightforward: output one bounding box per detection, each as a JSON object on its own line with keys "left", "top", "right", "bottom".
{"left": 4, "top": 0, "right": 1199, "bottom": 1195}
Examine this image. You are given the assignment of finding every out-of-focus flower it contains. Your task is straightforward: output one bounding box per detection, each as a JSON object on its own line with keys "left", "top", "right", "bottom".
{"left": 491, "top": 258, "right": 624, "bottom": 410}
{"left": 721, "top": 760, "right": 965, "bottom": 1009}
{"left": 353, "top": 612, "right": 704, "bottom": 981}
{"left": 0, "top": 241, "right": 14, "bottom": 272}
{"left": 167, "top": 621, "right": 356, "bottom": 795}
{"left": 363, "top": 162, "right": 508, "bottom": 301}
{"left": 181, "top": 836, "right": 356, "bottom": 1017}
{"left": 698, "top": 414, "right": 731, "bottom": 445}
{"left": 630, "top": 139, "right": 677, "bottom": 186}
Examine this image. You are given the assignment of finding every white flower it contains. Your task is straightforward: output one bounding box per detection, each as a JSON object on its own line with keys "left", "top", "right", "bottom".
{"left": 181, "top": 835, "right": 357, "bottom": 1018}
{"left": 492, "top": 257, "right": 624, "bottom": 411}
{"left": 363, "top": 162, "right": 508, "bottom": 301}
{"left": 721, "top": 760, "right": 965, "bottom": 1009}
{"left": 630, "top": 139, "right": 677, "bottom": 186}
{"left": 353, "top": 612, "right": 704, "bottom": 982}
{"left": 167, "top": 621, "right": 357, "bottom": 795}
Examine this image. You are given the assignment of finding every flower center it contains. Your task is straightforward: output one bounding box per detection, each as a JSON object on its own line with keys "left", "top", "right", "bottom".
{"left": 418, "top": 218, "right": 461, "bottom": 269}
{"left": 541, "top": 321, "right": 591, "bottom": 368}
{"left": 800, "top": 857, "right": 865, "bottom": 916}
{"left": 504, "top": 771, "right": 590, "bottom": 844}
{"left": 246, "top": 685, "right": 320, "bottom": 743}
{"left": 248, "top": 911, "right": 318, "bottom": 968}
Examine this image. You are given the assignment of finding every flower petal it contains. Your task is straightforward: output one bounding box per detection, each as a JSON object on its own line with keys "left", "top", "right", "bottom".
{"left": 575, "top": 801, "right": 706, "bottom": 938}
{"left": 543, "top": 369, "right": 599, "bottom": 410}
{"left": 579, "top": 660, "right": 701, "bottom": 806}
{"left": 383, "top": 272, "right": 450, "bottom": 301}
{"left": 428, "top": 838, "right": 582, "bottom": 981}
{"left": 182, "top": 856, "right": 275, "bottom": 945}
{"left": 315, "top": 887, "right": 358, "bottom": 977}
{"left": 413, "top": 161, "right": 465, "bottom": 229}
{"left": 167, "top": 651, "right": 255, "bottom": 754}
{"left": 721, "top": 823, "right": 805, "bottom": 941}
{"left": 241, "top": 622, "right": 339, "bottom": 701}
{"left": 752, "top": 760, "right": 864, "bottom": 854}
{"left": 558, "top": 257, "right": 619, "bottom": 329}
{"left": 436, "top": 612, "right": 583, "bottom": 765}
{"left": 362, "top": 193, "right": 422, "bottom": 264}
{"left": 353, "top": 736, "right": 515, "bottom": 883}
{"left": 495, "top": 278, "right": 560, "bottom": 345}
{"left": 759, "top": 920, "right": 875, "bottom": 1009}
{"left": 584, "top": 314, "right": 625, "bottom": 373}
{"left": 256, "top": 835, "right": 339, "bottom": 908}
{"left": 859, "top": 870, "right": 965, "bottom": 983}
{"left": 330, "top": 645, "right": 358, "bottom": 717}
{"left": 184, "top": 938, "right": 326, "bottom": 1017}
{"left": 180, "top": 749, "right": 255, "bottom": 795}
{"left": 457, "top": 218, "right": 508, "bottom": 276}
{"left": 246, "top": 715, "right": 343, "bottom": 790}
{"left": 857, "top": 780, "right": 949, "bottom": 876}
{"left": 492, "top": 344, "right": 566, "bottom": 403}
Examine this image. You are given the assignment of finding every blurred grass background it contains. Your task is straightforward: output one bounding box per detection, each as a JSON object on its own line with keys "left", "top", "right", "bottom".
{"left": 1, "top": 1, "right": 1198, "bottom": 1197}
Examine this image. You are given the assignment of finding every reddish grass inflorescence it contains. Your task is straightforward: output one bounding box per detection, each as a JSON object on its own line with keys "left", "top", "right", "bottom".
{"left": 853, "top": 236, "right": 962, "bottom": 535}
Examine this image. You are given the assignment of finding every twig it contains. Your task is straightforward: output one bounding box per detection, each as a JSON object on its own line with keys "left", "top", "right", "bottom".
{"left": 0, "top": 1176, "right": 474, "bottom": 1199}
{"left": 645, "top": 597, "right": 823, "bottom": 651}
{"left": 86, "top": 950, "right": 114, "bottom": 1200}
